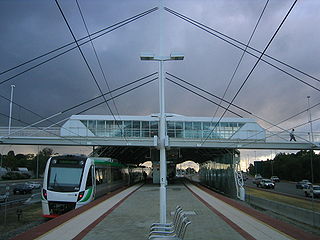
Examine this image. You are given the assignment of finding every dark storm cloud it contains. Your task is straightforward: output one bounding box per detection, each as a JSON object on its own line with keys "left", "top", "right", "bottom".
{"left": 0, "top": 0, "right": 319, "bottom": 153}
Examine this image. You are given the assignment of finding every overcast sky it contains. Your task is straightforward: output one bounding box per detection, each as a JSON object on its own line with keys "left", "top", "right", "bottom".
{"left": 0, "top": 0, "right": 319, "bottom": 165}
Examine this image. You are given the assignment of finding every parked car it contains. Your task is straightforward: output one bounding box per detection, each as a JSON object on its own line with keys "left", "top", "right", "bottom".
{"left": 270, "top": 176, "right": 280, "bottom": 182}
{"left": 0, "top": 194, "right": 8, "bottom": 203}
{"left": 253, "top": 175, "right": 263, "bottom": 185}
{"left": 27, "top": 181, "right": 41, "bottom": 189}
{"left": 257, "top": 179, "right": 275, "bottom": 189}
{"left": 296, "top": 180, "right": 311, "bottom": 189}
{"left": 304, "top": 185, "right": 320, "bottom": 198}
{"left": 13, "top": 184, "right": 33, "bottom": 195}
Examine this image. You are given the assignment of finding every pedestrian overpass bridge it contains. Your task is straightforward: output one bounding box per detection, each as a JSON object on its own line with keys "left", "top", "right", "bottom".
{"left": 1, "top": 113, "right": 319, "bottom": 199}
{"left": 0, "top": 114, "right": 319, "bottom": 150}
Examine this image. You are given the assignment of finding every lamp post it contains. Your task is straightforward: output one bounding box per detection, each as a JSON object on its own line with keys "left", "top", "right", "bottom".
{"left": 8, "top": 85, "right": 15, "bottom": 135}
{"left": 141, "top": 52, "right": 184, "bottom": 223}
{"left": 307, "top": 96, "right": 314, "bottom": 142}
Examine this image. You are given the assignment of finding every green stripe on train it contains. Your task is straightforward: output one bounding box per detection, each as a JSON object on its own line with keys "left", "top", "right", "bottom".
{"left": 92, "top": 158, "right": 126, "bottom": 168}
{"left": 80, "top": 187, "right": 93, "bottom": 202}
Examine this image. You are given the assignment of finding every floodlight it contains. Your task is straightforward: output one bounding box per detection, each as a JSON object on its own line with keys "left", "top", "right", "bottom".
{"left": 140, "top": 53, "right": 155, "bottom": 60}
{"left": 170, "top": 53, "right": 184, "bottom": 60}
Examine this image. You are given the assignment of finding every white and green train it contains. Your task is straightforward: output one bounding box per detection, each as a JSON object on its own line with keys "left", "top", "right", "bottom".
{"left": 41, "top": 155, "right": 144, "bottom": 218}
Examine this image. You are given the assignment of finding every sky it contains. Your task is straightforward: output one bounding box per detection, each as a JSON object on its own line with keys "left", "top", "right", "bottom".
{"left": 0, "top": 0, "right": 319, "bottom": 165}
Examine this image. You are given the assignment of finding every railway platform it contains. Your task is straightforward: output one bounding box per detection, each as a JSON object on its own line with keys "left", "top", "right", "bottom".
{"left": 11, "top": 181, "right": 319, "bottom": 240}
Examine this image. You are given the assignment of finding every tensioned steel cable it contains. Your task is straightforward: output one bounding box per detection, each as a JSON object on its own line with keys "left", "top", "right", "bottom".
{"left": 166, "top": 77, "right": 243, "bottom": 117}
{"left": 0, "top": 111, "right": 93, "bottom": 148}
{"left": 54, "top": 0, "right": 128, "bottom": 143}
{"left": 164, "top": 7, "right": 320, "bottom": 85}
{"left": 36, "top": 77, "right": 158, "bottom": 133}
{"left": 166, "top": 72, "right": 315, "bottom": 144}
{"left": 166, "top": 73, "right": 251, "bottom": 114}
{"left": 227, "top": 101, "right": 320, "bottom": 148}
{"left": 164, "top": 7, "right": 320, "bottom": 92}
{"left": 0, "top": 7, "right": 158, "bottom": 86}
{"left": 2, "top": 72, "right": 157, "bottom": 136}
{"left": 76, "top": 0, "right": 122, "bottom": 128}
{"left": 201, "top": 0, "right": 298, "bottom": 146}
{"left": 211, "top": 0, "right": 269, "bottom": 120}
{"left": 239, "top": 116, "right": 320, "bottom": 149}
{"left": 0, "top": 7, "right": 158, "bottom": 78}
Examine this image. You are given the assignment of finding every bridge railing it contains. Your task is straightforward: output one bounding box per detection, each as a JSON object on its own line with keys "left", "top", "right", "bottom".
{"left": 0, "top": 127, "right": 60, "bottom": 138}
{"left": 265, "top": 131, "right": 320, "bottom": 143}
{"left": 0, "top": 127, "right": 319, "bottom": 144}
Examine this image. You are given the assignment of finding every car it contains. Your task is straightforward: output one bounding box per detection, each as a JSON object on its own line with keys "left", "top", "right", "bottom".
{"left": 270, "top": 176, "right": 280, "bottom": 182}
{"left": 27, "top": 181, "right": 41, "bottom": 189}
{"left": 257, "top": 179, "right": 275, "bottom": 189}
{"left": 13, "top": 184, "right": 33, "bottom": 195}
{"left": 253, "top": 175, "right": 262, "bottom": 185}
{"left": 0, "top": 194, "right": 8, "bottom": 203}
{"left": 296, "top": 180, "right": 311, "bottom": 189}
{"left": 304, "top": 185, "right": 320, "bottom": 198}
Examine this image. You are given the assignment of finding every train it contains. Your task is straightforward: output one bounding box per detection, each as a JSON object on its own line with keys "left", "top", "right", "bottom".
{"left": 41, "top": 155, "right": 144, "bottom": 218}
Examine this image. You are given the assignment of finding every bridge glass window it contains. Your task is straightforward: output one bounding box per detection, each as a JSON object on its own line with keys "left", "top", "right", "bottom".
{"left": 124, "top": 121, "right": 132, "bottom": 137}
{"left": 88, "top": 120, "right": 96, "bottom": 135}
{"left": 193, "top": 122, "right": 201, "bottom": 138}
{"left": 105, "top": 121, "right": 114, "bottom": 137}
{"left": 175, "top": 121, "right": 183, "bottom": 138}
{"left": 167, "top": 121, "right": 175, "bottom": 137}
{"left": 97, "top": 121, "right": 106, "bottom": 136}
{"left": 150, "top": 121, "right": 158, "bottom": 137}
{"left": 141, "top": 121, "right": 150, "bottom": 137}
{"left": 114, "top": 121, "right": 123, "bottom": 137}
{"left": 132, "top": 121, "right": 141, "bottom": 137}
{"left": 185, "top": 122, "right": 192, "bottom": 138}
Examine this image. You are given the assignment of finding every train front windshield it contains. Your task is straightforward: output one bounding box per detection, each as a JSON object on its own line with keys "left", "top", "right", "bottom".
{"left": 47, "top": 158, "right": 85, "bottom": 192}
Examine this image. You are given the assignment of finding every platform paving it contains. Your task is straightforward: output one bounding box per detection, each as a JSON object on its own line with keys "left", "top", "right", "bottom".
{"left": 83, "top": 182, "right": 246, "bottom": 240}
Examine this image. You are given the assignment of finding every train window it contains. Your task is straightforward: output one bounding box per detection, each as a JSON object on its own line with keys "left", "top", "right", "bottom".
{"left": 86, "top": 166, "right": 93, "bottom": 189}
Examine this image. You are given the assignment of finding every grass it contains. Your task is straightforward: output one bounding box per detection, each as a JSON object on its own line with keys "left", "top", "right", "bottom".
{"left": 245, "top": 188, "right": 320, "bottom": 212}
{"left": 0, "top": 203, "right": 45, "bottom": 240}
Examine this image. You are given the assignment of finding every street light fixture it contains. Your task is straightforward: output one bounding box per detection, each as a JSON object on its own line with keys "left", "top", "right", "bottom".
{"left": 141, "top": 52, "right": 184, "bottom": 223}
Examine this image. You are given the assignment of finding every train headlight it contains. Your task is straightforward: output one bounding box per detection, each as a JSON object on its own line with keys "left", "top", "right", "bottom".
{"left": 43, "top": 189, "right": 48, "bottom": 200}
{"left": 77, "top": 191, "right": 85, "bottom": 201}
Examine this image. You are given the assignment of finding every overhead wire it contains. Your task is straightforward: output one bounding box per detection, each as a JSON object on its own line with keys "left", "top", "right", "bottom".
{"left": 54, "top": 0, "right": 128, "bottom": 143}
{"left": 0, "top": 111, "right": 92, "bottom": 148}
{"left": 165, "top": 77, "right": 243, "bottom": 117}
{"left": 1, "top": 72, "right": 157, "bottom": 135}
{"left": 30, "top": 76, "right": 158, "bottom": 135}
{"left": 166, "top": 72, "right": 316, "bottom": 144}
{"left": 211, "top": 0, "right": 269, "bottom": 120}
{"left": 164, "top": 6, "right": 320, "bottom": 92}
{"left": 76, "top": 0, "right": 121, "bottom": 118}
{"left": 0, "top": 7, "right": 158, "bottom": 85}
{"left": 200, "top": 0, "right": 298, "bottom": 146}
{"left": 228, "top": 100, "right": 320, "bottom": 148}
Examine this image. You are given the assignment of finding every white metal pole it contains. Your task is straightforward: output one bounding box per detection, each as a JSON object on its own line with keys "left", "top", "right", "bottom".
{"left": 8, "top": 85, "right": 15, "bottom": 135}
{"left": 307, "top": 96, "right": 314, "bottom": 142}
{"left": 158, "top": 0, "right": 167, "bottom": 224}
{"left": 159, "top": 58, "right": 167, "bottom": 223}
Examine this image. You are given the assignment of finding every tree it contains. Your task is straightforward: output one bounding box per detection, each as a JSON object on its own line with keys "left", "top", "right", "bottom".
{"left": 31, "top": 147, "right": 53, "bottom": 178}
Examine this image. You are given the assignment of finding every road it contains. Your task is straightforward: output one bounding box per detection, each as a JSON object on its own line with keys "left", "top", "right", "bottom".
{"left": 244, "top": 177, "right": 319, "bottom": 201}
{"left": 0, "top": 179, "right": 42, "bottom": 202}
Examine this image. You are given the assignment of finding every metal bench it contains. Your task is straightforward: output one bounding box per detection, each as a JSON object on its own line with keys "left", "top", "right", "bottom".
{"left": 148, "top": 216, "right": 191, "bottom": 240}
{"left": 148, "top": 206, "right": 191, "bottom": 240}
{"left": 150, "top": 206, "right": 183, "bottom": 232}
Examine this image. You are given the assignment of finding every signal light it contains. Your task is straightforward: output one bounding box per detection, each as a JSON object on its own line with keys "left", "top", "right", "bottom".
{"left": 77, "top": 191, "right": 85, "bottom": 201}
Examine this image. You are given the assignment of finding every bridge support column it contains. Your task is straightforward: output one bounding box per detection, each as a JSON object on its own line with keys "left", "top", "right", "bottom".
{"left": 151, "top": 150, "right": 160, "bottom": 184}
